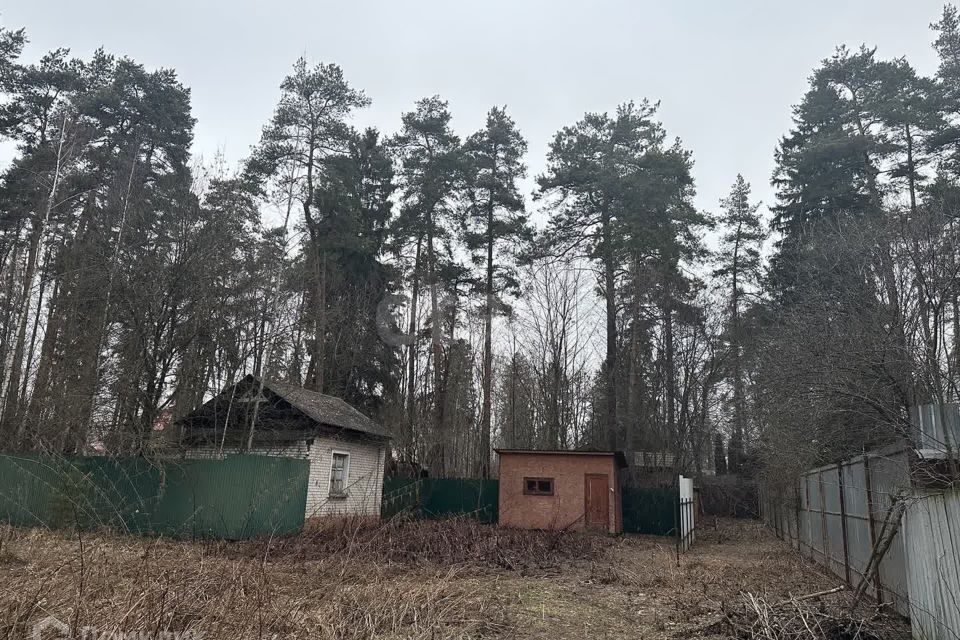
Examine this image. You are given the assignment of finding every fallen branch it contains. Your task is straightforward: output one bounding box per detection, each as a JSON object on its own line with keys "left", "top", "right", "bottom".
{"left": 850, "top": 496, "right": 908, "bottom": 613}
{"left": 723, "top": 591, "right": 899, "bottom": 640}
{"left": 774, "top": 585, "right": 846, "bottom": 607}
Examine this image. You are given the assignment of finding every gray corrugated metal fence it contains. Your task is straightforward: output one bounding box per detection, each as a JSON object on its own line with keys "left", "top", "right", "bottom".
{"left": 763, "top": 448, "right": 960, "bottom": 639}
{"left": 903, "top": 488, "right": 960, "bottom": 640}
{"left": 764, "top": 450, "right": 912, "bottom": 615}
{"left": 909, "top": 404, "right": 960, "bottom": 454}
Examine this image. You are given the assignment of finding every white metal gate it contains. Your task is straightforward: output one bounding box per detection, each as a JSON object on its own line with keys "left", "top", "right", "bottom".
{"left": 678, "top": 474, "right": 695, "bottom": 553}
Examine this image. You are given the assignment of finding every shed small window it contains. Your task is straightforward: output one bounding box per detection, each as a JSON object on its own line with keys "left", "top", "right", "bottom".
{"left": 524, "top": 477, "right": 554, "bottom": 495}
{"left": 329, "top": 452, "right": 350, "bottom": 498}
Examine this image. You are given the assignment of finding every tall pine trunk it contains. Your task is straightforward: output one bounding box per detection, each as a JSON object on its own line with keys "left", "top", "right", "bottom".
{"left": 663, "top": 256, "right": 677, "bottom": 466}
{"left": 425, "top": 211, "right": 445, "bottom": 475}
{"left": 479, "top": 182, "right": 495, "bottom": 477}
{"left": 0, "top": 223, "right": 25, "bottom": 425}
{"left": 601, "top": 204, "right": 618, "bottom": 449}
{"left": 730, "top": 222, "right": 745, "bottom": 474}
{"left": 307, "top": 237, "right": 326, "bottom": 393}
{"left": 405, "top": 236, "right": 422, "bottom": 460}
{"left": 4, "top": 121, "right": 67, "bottom": 442}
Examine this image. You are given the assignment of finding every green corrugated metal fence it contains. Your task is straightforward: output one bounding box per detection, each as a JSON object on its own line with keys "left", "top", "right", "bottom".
{"left": 0, "top": 453, "right": 309, "bottom": 540}
{"left": 382, "top": 477, "right": 677, "bottom": 533}
{"left": 381, "top": 476, "right": 421, "bottom": 519}
{"left": 622, "top": 486, "right": 679, "bottom": 535}
{"left": 381, "top": 477, "right": 498, "bottom": 523}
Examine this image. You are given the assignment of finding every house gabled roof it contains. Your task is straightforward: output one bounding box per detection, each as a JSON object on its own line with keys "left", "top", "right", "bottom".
{"left": 264, "top": 378, "right": 390, "bottom": 439}
{"left": 178, "top": 374, "right": 390, "bottom": 441}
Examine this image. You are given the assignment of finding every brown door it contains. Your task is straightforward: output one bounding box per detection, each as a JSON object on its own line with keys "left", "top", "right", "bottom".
{"left": 584, "top": 473, "right": 609, "bottom": 530}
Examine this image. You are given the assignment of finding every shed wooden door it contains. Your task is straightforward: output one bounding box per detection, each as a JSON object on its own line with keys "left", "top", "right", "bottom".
{"left": 584, "top": 473, "right": 609, "bottom": 530}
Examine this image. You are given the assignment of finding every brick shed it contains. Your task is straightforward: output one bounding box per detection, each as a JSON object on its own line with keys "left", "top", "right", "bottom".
{"left": 496, "top": 450, "right": 626, "bottom": 534}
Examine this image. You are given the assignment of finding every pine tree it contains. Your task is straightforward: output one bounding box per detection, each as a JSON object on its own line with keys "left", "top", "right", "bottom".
{"left": 314, "top": 128, "right": 399, "bottom": 413}
{"left": 539, "top": 102, "right": 705, "bottom": 454}
{"left": 932, "top": 5, "right": 960, "bottom": 102}
{"left": 392, "top": 96, "right": 464, "bottom": 475}
{"left": 462, "top": 106, "right": 529, "bottom": 477}
{"left": 246, "top": 58, "right": 370, "bottom": 393}
{"left": 0, "top": 45, "right": 84, "bottom": 441}
{"left": 537, "top": 101, "right": 663, "bottom": 448}
{"left": 620, "top": 138, "right": 706, "bottom": 459}
{"left": 714, "top": 175, "right": 764, "bottom": 474}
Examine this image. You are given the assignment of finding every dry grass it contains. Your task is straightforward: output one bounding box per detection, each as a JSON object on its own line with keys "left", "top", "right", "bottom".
{"left": 231, "top": 513, "right": 610, "bottom": 570}
{"left": 0, "top": 516, "right": 604, "bottom": 640}
{"left": 0, "top": 517, "right": 912, "bottom": 640}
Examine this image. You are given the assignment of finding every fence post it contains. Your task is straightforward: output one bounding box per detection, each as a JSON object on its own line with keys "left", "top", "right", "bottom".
{"left": 838, "top": 463, "right": 852, "bottom": 585}
{"left": 818, "top": 470, "right": 829, "bottom": 566}
{"left": 863, "top": 454, "right": 885, "bottom": 603}
{"left": 800, "top": 475, "right": 809, "bottom": 556}
{"left": 795, "top": 482, "right": 803, "bottom": 552}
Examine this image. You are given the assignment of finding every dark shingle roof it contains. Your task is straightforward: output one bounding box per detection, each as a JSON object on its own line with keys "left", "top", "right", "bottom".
{"left": 265, "top": 379, "right": 390, "bottom": 439}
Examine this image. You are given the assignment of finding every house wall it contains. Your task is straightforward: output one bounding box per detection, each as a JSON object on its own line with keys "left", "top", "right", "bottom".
{"left": 184, "top": 435, "right": 386, "bottom": 520}
{"left": 302, "top": 435, "right": 385, "bottom": 518}
{"left": 498, "top": 453, "right": 621, "bottom": 534}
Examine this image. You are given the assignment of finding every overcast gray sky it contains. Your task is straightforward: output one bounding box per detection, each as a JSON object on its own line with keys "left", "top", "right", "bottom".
{"left": 1, "top": 0, "right": 948, "bottom": 222}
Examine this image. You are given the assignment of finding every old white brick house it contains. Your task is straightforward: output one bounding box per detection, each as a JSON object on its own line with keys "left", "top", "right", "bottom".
{"left": 172, "top": 375, "right": 390, "bottom": 520}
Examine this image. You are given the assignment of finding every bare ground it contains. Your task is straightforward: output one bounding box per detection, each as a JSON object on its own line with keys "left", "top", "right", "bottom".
{"left": 0, "top": 517, "right": 911, "bottom": 639}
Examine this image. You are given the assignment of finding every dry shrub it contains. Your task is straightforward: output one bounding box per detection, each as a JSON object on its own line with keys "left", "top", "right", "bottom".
{"left": 715, "top": 592, "right": 908, "bottom": 640}
{"left": 0, "top": 519, "right": 517, "bottom": 640}
{"left": 231, "top": 514, "right": 609, "bottom": 572}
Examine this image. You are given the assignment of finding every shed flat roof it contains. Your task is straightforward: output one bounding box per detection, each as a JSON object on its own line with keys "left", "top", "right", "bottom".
{"left": 495, "top": 449, "right": 628, "bottom": 468}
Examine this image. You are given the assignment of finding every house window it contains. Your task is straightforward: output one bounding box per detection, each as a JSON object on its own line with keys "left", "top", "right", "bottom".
{"left": 329, "top": 452, "right": 350, "bottom": 498}
{"left": 524, "top": 477, "right": 554, "bottom": 496}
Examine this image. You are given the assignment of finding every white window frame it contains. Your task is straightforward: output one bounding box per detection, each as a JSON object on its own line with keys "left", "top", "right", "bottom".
{"left": 328, "top": 450, "right": 351, "bottom": 498}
